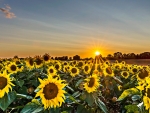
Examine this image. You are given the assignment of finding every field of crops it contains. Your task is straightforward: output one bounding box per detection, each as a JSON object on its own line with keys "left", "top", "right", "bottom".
{"left": 0, "top": 53, "right": 150, "bottom": 113}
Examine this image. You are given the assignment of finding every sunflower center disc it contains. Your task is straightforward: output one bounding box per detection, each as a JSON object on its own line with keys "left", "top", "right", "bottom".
{"left": 88, "top": 77, "right": 95, "bottom": 87}
{"left": 43, "top": 83, "right": 58, "bottom": 100}
{"left": 0, "top": 65, "right": 3, "bottom": 70}
{"left": 85, "top": 66, "right": 89, "bottom": 71}
{"left": 36, "top": 59, "right": 42, "bottom": 65}
{"left": 106, "top": 67, "right": 112, "bottom": 74}
{"left": 72, "top": 68, "right": 77, "bottom": 73}
{"left": 44, "top": 56, "right": 49, "bottom": 61}
{"left": 11, "top": 65, "right": 17, "bottom": 71}
{"left": 123, "top": 72, "right": 128, "bottom": 77}
{"left": 55, "top": 64, "right": 59, "bottom": 70}
{"left": 49, "top": 69, "right": 54, "bottom": 73}
{"left": 0, "top": 77, "right": 7, "bottom": 89}
{"left": 147, "top": 88, "right": 150, "bottom": 98}
{"left": 29, "top": 59, "right": 34, "bottom": 66}
{"left": 133, "top": 68, "right": 138, "bottom": 73}
{"left": 138, "top": 69, "right": 148, "bottom": 79}
{"left": 78, "top": 62, "right": 83, "bottom": 67}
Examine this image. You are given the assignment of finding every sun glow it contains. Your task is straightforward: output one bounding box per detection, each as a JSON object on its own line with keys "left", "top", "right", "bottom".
{"left": 95, "top": 51, "right": 100, "bottom": 56}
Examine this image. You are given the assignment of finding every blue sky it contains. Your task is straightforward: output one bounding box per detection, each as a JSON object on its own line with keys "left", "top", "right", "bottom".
{"left": 0, "top": 0, "right": 150, "bottom": 58}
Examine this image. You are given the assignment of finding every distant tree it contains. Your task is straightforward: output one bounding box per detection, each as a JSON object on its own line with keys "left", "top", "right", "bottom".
{"left": 73, "top": 55, "right": 80, "bottom": 60}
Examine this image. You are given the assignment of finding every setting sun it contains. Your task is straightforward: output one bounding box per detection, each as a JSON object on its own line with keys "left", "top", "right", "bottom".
{"left": 95, "top": 51, "right": 100, "bottom": 56}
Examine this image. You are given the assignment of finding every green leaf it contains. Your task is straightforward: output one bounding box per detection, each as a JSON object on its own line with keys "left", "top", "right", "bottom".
{"left": 117, "top": 88, "right": 140, "bottom": 101}
{"left": 132, "top": 95, "right": 141, "bottom": 101}
{"left": 125, "top": 105, "right": 139, "bottom": 113}
{"left": 72, "top": 91, "right": 81, "bottom": 98}
{"left": 49, "top": 108, "right": 60, "bottom": 113}
{"left": 95, "top": 98, "right": 108, "bottom": 113}
{"left": 20, "top": 102, "right": 43, "bottom": 113}
{"left": 66, "top": 85, "right": 74, "bottom": 92}
{"left": 0, "top": 91, "right": 16, "bottom": 111}
{"left": 16, "top": 80, "right": 24, "bottom": 87}
{"left": 85, "top": 92, "right": 95, "bottom": 106}
{"left": 75, "top": 79, "right": 83, "bottom": 87}
{"left": 77, "top": 105, "right": 87, "bottom": 113}
{"left": 18, "top": 86, "right": 27, "bottom": 94}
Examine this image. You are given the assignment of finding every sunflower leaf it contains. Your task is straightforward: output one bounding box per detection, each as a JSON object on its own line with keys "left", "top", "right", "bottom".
{"left": 0, "top": 91, "right": 16, "bottom": 111}
{"left": 117, "top": 88, "right": 140, "bottom": 101}
{"left": 95, "top": 98, "right": 108, "bottom": 113}
{"left": 75, "top": 79, "right": 83, "bottom": 88}
{"left": 16, "top": 80, "right": 24, "bottom": 87}
{"left": 85, "top": 92, "right": 95, "bottom": 106}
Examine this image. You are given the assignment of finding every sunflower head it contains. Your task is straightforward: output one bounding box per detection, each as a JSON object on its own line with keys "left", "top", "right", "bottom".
{"left": 43, "top": 53, "right": 50, "bottom": 63}
{"left": 34, "top": 56, "right": 43, "bottom": 68}
{"left": 137, "top": 69, "right": 149, "bottom": 80}
{"left": 103, "top": 66, "right": 114, "bottom": 77}
{"left": 83, "top": 64, "right": 91, "bottom": 74}
{"left": 121, "top": 71, "right": 129, "bottom": 79}
{"left": 70, "top": 66, "right": 79, "bottom": 77}
{"left": 7, "top": 62, "right": 18, "bottom": 74}
{"left": 83, "top": 74, "right": 100, "bottom": 93}
{"left": 35, "top": 76, "right": 67, "bottom": 109}
{"left": 47, "top": 66, "right": 57, "bottom": 76}
{"left": 54, "top": 63, "right": 62, "bottom": 71}
{"left": 0, "top": 71, "right": 15, "bottom": 98}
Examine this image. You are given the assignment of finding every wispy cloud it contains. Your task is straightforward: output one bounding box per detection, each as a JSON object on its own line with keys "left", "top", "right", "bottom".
{"left": 0, "top": 5, "right": 16, "bottom": 19}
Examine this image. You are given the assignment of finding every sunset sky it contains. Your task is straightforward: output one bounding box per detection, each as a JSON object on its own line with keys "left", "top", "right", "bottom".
{"left": 0, "top": 0, "right": 150, "bottom": 58}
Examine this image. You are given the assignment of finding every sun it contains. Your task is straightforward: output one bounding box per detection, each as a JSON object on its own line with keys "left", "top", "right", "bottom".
{"left": 95, "top": 51, "right": 100, "bottom": 56}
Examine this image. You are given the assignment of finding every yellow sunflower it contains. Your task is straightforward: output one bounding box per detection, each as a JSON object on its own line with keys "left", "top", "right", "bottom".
{"left": 83, "top": 64, "right": 91, "bottom": 74}
{"left": 54, "top": 63, "right": 62, "bottom": 71}
{"left": 137, "top": 69, "right": 149, "bottom": 81}
{"left": 0, "top": 63, "right": 4, "bottom": 72}
{"left": 7, "top": 62, "right": 18, "bottom": 74}
{"left": 34, "top": 56, "right": 43, "bottom": 68}
{"left": 103, "top": 66, "right": 114, "bottom": 77}
{"left": 42, "top": 53, "right": 51, "bottom": 64}
{"left": 143, "top": 96, "right": 150, "bottom": 112}
{"left": 47, "top": 66, "right": 57, "bottom": 76}
{"left": 136, "top": 80, "right": 146, "bottom": 91}
{"left": 35, "top": 76, "right": 67, "bottom": 109}
{"left": 121, "top": 71, "right": 130, "bottom": 79}
{"left": 0, "top": 71, "right": 15, "bottom": 98}
{"left": 77, "top": 61, "right": 84, "bottom": 68}
{"left": 25, "top": 57, "right": 35, "bottom": 69}
{"left": 130, "top": 65, "right": 139, "bottom": 74}
{"left": 70, "top": 66, "right": 79, "bottom": 77}
{"left": 83, "top": 74, "right": 100, "bottom": 93}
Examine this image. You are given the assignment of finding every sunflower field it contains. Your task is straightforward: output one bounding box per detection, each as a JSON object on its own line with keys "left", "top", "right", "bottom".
{"left": 0, "top": 54, "right": 150, "bottom": 113}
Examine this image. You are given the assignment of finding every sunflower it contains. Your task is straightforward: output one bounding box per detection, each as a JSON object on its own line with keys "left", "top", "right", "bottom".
{"left": 70, "top": 66, "right": 79, "bottom": 77}
{"left": 63, "top": 61, "right": 68, "bottom": 66}
{"left": 7, "top": 62, "right": 18, "bottom": 74}
{"left": 103, "top": 66, "right": 114, "bottom": 77}
{"left": 130, "top": 66, "right": 139, "bottom": 74}
{"left": 77, "top": 61, "right": 84, "bottom": 68}
{"left": 25, "top": 57, "right": 35, "bottom": 69}
{"left": 143, "top": 96, "right": 150, "bottom": 112}
{"left": 42, "top": 53, "right": 50, "bottom": 64}
{"left": 0, "top": 71, "right": 15, "bottom": 98}
{"left": 54, "top": 63, "right": 62, "bottom": 71}
{"left": 137, "top": 69, "right": 149, "bottom": 81}
{"left": 83, "top": 64, "right": 91, "bottom": 74}
{"left": 136, "top": 80, "right": 146, "bottom": 91}
{"left": 35, "top": 76, "right": 67, "bottom": 109}
{"left": 83, "top": 74, "right": 100, "bottom": 93}
{"left": 121, "top": 71, "right": 130, "bottom": 79}
{"left": 47, "top": 66, "right": 57, "bottom": 76}
{"left": 0, "top": 63, "right": 4, "bottom": 72}
{"left": 34, "top": 56, "right": 43, "bottom": 68}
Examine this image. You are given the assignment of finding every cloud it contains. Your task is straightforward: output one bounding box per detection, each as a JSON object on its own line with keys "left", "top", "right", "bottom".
{"left": 0, "top": 5, "right": 16, "bottom": 19}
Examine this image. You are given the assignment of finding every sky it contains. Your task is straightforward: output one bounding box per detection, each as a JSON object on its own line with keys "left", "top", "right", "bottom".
{"left": 0, "top": 0, "right": 150, "bottom": 58}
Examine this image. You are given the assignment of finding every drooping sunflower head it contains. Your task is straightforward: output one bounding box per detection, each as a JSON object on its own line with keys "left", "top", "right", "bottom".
{"left": 47, "top": 66, "right": 57, "bottom": 76}
{"left": 103, "top": 66, "right": 114, "bottom": 77}
{"left": 121, "top": 71, "right": 130, "bottom": 79}
{"left": 42, "top": 53, "right": 50, "bottom": 63}
{"left": 35, "top": 76, "right": 67, "bottom": 109}
{"left": 0, "top": 71, "right": 15, "bottom": 98}
{"left": 137, "top": 69, "right": 149, "bottom": 81}
{"left": 7, "top": 62, "right": 18, "bottom": 74}
{"left": 70, "top": 66, "right": 79, "bottom": 77}
{"left": 83, "top": 74, "right": 100, "bottom": 93}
